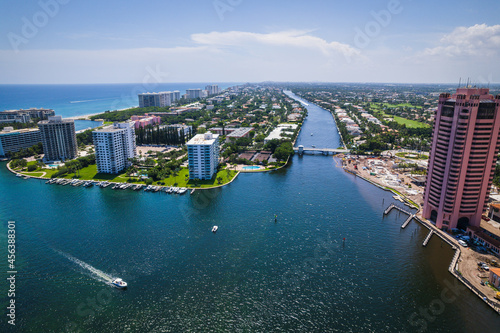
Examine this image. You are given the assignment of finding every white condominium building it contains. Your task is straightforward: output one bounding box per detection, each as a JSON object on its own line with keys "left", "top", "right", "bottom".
{"left": 0, "top": 127, "right": 41, "bottom": 157}
{"left": 92, "top": 122, "right": 136, "bottom": 174}
{"left": 187, "top": 133, "right": 220, "bottom": 180}
{"left": 205, "top": 85, "right": 220, "bottom": 96}
{"left": 186, "top": 89, "right": 203, "bottom": 99}
{"left": 138, "top": 91, "right": 180, "bottom": 108}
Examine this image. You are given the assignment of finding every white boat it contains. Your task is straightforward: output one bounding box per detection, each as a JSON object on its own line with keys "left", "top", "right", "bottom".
{"left": 311, "top": 133, "right": 313, "bottom": 136}
{"left": 212, "top": 226, "right": 218, "bottom": 233}
{"left": 111, "top": 278, "right": 127, "bottom": 289}
{"left": 178, "top": 188, "right": 187, "bottom": 194}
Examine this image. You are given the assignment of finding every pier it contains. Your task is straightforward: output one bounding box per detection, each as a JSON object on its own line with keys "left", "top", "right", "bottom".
{"left": 422, "top": 230, "right": 434, "bottom": 246}
{"left": 383, "top": 203, "right": 412, "bottom": 216}
{"left": 401, "top": 214, "right": 415, "bottom": 229}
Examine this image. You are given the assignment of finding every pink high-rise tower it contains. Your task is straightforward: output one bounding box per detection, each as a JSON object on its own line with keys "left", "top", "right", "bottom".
{"left": 423, "top": 88, "right": 500, "bottom": 231}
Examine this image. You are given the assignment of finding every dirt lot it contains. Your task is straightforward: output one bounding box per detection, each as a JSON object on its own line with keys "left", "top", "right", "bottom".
{"left": 458, "top": 246, "right": 500, "bottom": 300}
{"left": 343, "top": 156, "right": 424, "bottom": 207}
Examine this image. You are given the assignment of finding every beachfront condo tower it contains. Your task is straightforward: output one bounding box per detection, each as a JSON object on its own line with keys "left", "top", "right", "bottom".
{"left": 423, "top": 88, "right": 500, "bottom": 231}
{"left": 92, "top": 121, "right": 136, "bottom": 174}
{"left": 187, "top": 133, "right": 220, "bottom": 180}
{"left": 138, "top": 91, "right": 180, "bottom": 108}
{"left": 38, "top": 116, "right": 77, "bottom": 162}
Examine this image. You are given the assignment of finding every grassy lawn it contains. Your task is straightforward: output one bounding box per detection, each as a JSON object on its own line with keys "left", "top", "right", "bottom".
{"left": 155, "top": 168, "right": 238, "bottom": 188}
{"left": 368, "top": 103, "right": 429, "bottom": 128}
{"left": 391, "top": 116, "right": 429, "bottom": 128}
{"left": 395, "top": 152, "right": 428, "bottom": 160}
{"left": 382, "top": 102, "right": 423, "bottom": 109}
{"left": 22, "top": 172, "right": 45, "bottom": 177}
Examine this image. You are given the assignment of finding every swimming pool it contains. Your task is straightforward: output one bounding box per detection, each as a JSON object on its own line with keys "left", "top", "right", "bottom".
{"left": 242, "top": 166, "right": 261, "bottom": 170}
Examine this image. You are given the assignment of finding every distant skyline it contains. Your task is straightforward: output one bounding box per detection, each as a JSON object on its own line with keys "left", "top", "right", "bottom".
{"left": 1, "top": 0, "right": 500, "bottom": 84}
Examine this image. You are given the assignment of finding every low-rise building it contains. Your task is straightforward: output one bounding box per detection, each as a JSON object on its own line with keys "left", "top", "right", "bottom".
{"left": 287, "top": 113, "right": 302, "bottom": 122}
{"left": 0, "top": 108, "right": 55, "bottom": 123}
{"left": 0, "top": 127, "right": 41, "bottom": 156}
{"left": 489, "top": 268, "right": 500, "bottom": 288}
{"left": 467, "top": 218, "right": 500, "bottom": 257}
{"left": 130, "top": 114, "right": 161, "bottom": 128}
{"left": 264, "top": 124, "right": 298, "bottom": 143}
{"left": 489, "top": 203, "right": 500, "bottom": 222}
{"left": 225, "top": 127, "right": 253, "bottom": 143}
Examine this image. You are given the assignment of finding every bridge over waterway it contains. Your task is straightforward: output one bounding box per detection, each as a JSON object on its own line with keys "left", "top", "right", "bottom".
{"left": 294, "top": 145, "right": 350, "bottom": 155}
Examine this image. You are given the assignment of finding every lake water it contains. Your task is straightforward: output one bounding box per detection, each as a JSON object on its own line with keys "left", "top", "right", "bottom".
{"left": 0, "top": 88, "right": 499, "bottom": 332}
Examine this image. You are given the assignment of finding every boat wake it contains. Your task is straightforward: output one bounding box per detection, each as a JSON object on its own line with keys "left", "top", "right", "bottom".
{"left": 57, "top": 251, "right": 114, "bottom": 285}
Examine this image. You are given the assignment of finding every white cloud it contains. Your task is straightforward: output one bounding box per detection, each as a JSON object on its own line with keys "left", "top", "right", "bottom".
{"left": 421, "top": 24, "right": 500, "bottom": 57}
{"left": 191, "top": 30, "right": 361, "bottom": 59}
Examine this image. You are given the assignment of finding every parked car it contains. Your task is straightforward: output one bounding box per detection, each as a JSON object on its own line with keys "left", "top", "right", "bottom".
{"left": 482, "top": 264, "right": 490, "bottom": 271}
{"left": 458, "top": 240, "right": 468, "bottom": 247}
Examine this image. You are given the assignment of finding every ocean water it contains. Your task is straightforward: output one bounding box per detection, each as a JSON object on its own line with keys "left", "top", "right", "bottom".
{"left": 0, "top": 89, "right": 499, "bottom": 332}
{"left": 0, "top": 83, "right": 239, "bottom": 118}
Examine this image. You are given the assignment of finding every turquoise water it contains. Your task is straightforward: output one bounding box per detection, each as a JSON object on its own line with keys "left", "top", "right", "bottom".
{"left": 242, "top": 166, "right": 261, "bottom": 170}
{"left": 0, "top": 90, "right": 499, "bottom": 332}
{"left": 0, "top": 83, "right": 239, "bottom": 118}
{"left": 74, "top": 120, "right": 103, "bottom": 132}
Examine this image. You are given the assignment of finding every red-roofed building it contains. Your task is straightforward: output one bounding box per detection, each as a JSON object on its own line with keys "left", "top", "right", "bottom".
{"left": 489, "top": 267, "right": 500, "bottom": 288}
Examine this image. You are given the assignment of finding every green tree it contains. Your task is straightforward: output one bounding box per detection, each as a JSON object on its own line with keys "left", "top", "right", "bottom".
{"left": 273, "top": 142, "right": 294, "bottom": 161}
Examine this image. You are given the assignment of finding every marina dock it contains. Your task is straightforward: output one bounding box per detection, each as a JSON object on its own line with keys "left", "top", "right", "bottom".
{"left": 401, "top": 214, "right": 415, "bottom": 229}
{"left": 422, "top": 230, "right": 434, "bottom": 246}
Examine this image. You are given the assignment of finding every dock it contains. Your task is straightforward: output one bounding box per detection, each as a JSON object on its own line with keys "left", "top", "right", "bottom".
{"left": 422, "top": 230, "right": 434, "bottom": 246}
{"left": 383, "top": 203, "right": 412, "bottom": 216}
{"left": 401, "top": 214, "right": 415, "bottom": 229}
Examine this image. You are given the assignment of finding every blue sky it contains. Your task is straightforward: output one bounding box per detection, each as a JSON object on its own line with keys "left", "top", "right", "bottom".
{"left": 1, "top": 0, "right": 499, "bottom": 83}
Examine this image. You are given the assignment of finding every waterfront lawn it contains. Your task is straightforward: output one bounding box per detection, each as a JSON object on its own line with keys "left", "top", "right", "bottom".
{"left": 186, "top": 169, "right": 238, "bottom": 188}
{"left": 40, "top": 164, "right": 238, "bottom": 188}
{"left": 152, "top": 168, "right": 238, "bottom": 188}
{"left": 22, "top": 172, "right": 45, "bottom": 177}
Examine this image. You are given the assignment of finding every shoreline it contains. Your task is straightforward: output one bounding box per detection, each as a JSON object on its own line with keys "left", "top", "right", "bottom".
{"left": 341, "top": 161, "right": 500, "bottom": 315}
{"left": 4, "top": 160, "right": 241, "bottom": 191}
{"left": 65, "top": 107, "right": 136, "bottom": 120}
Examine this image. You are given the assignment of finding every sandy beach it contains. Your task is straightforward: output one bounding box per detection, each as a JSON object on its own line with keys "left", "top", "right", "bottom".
{"left": 65, "top": 107, "right": 135, "bottom": 120}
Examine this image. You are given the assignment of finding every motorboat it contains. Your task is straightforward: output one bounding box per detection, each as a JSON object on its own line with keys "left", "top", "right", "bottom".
{"left": 212, "top": 226, "right": 218, "bottom": 233}
{"left": 178, "top": 188, "right": 187, "bottom": 194}
{"left": 111, "top": 278, "right": 127, "bottom": 289}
